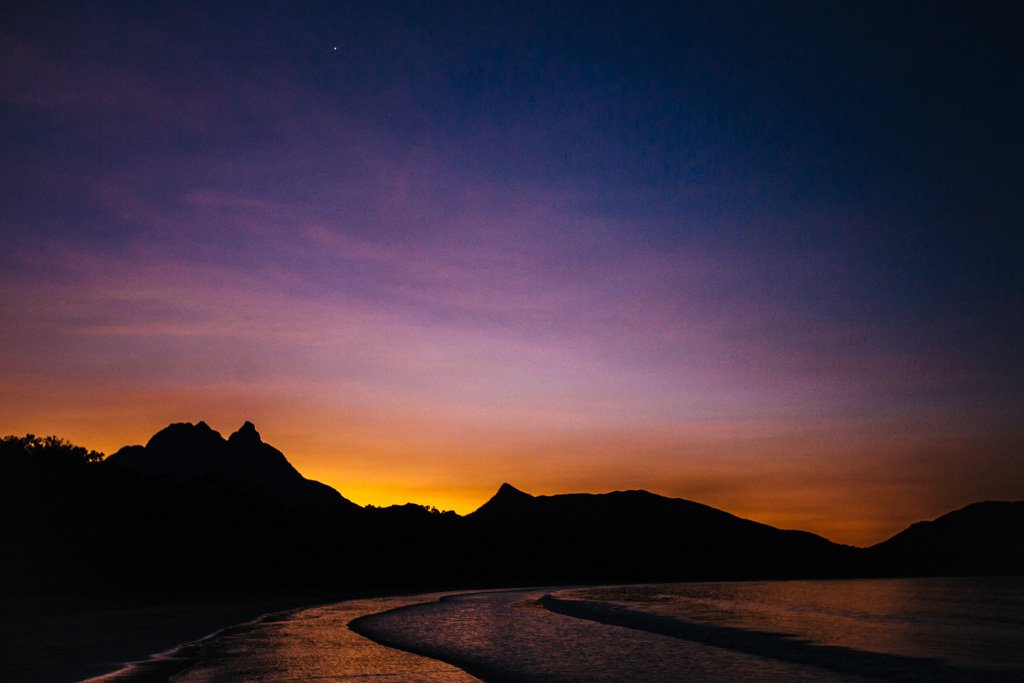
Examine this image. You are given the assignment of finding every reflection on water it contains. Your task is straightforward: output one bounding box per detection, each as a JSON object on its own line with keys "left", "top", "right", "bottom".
{"left": 565, "top": 576, "right": 1024, "bottom": 672}
{"left": 91, "top": 577, "right": 1024, "bottom": 682}
{"left": 176, "top": 595, "right": 478, "bottom": 682}
{"left": 89, "top": 594, "right": 478, "bottom": 682}
{"left": 351, "top": 589, "right": 868, "bottom": 682}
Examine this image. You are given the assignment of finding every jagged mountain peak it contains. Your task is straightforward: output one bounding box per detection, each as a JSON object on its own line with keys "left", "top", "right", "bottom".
{"left": 495, "top": 482, "right": 532, "bottom": 499}
{"left": 228, "top": 420, "right": 262, "bottom": 447}
{"left": 468, "top": 482, "right": 536, "bottom": 519}
{"left": 110, "top": 420, "right": 357, "bottom": 511}
{"left": 145, "top": 420, "right": 225, "bottom": 452}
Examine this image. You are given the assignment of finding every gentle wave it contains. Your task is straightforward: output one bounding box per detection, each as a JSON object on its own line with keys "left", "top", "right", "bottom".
{"left": 540, "top": 594, "right": 1017, "bottom": 683}
{"left": 350, "top": 589, "right": 864, "bottom": 681}
{"left": 81, "top": 595, "right": 478, "bottom": 682}
{"left": 561, "top": 577, "right": 1024, "bottom": 671}
{"left": 83, "top": 580, "right": 1024, "bottom": 682}
{"left": 171, "top": 594, "right": 477, "bottom": 682}
{"left": 80, "top": 607, "right": 319, "bottom": 682}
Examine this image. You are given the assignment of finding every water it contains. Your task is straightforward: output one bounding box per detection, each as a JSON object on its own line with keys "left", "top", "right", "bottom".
{"left": 561, "top": 577, "right": 1024, "bottom": 672}
{"left": 173, "top": 595, "right": 476, "bottom": 682}
{"left": 350, "top": 588, "right": 869, "bottom": 682}
{"left": 85, "top": 594, "right": 477, "bottom": 682}
{"left": 92, "top": 577, "right": 1024, "bottom": 682}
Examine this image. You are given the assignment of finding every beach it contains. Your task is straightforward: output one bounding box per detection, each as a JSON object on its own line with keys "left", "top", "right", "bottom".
{"left": 0, "top": 594, "right": 326, "bottom": 682}
{"left": 351, "top": 579, "right": 1024, "bottom": 682}
{"left": 8, "top": 578, "right": 1023, "bottom": 682}
{"left": 350, "top": 588, "right": 865, "bottom": 682}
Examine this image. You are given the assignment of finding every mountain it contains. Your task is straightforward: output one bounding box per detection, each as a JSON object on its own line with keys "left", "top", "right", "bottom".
{"left": 5, "top": 425, "right": 1023, "bottom": 595}
{"left": 106, "top": 421, "right": 357, "bottom": 511}
{"left": 464, "top": 483, "right": 859, "bottom": 582}
{"left": 866, "top": 501, "right": 1024, "bottom": 576}
{"left": 472, "top": 483, "right": 827, "bottom": 542}
{"left": 468, "top": 482, "right": 536, "bottom": 519}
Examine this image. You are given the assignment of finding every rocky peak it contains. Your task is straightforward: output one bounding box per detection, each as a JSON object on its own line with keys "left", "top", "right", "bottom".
{"left": 145, "top": 421, "right": 225, "bottom": 453}
{"left": 228, "top": 420, "right": 262, "bottom": 447}
{"left": 494, "top": 482, "right": 532, "bottom": 500}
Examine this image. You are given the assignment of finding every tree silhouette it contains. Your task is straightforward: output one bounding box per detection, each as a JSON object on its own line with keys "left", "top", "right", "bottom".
{"left": 0, "top": 434, "right": 105, "bottom": 467}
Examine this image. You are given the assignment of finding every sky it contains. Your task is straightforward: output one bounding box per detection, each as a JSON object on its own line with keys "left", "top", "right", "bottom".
{"left": 1, "top": 1, "right": 1021, "bottom": 545}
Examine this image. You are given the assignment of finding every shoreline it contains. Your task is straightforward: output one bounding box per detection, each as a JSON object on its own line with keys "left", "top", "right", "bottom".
{"left": 0, "top": 593, "right": 338, "bottom": 682}
{"left": 0, "top": 585, "right": 496, "bottom": 682}
{"left": 348, "top": 590, "right": 527, "bottom": 683}
{"left": 84, "top": 590, "right": 486, "bottom": 682}
{"left": 80, "top": 603, "right": 328, "bottom": 683}
{"left": 7, "top": 577, "right": 1020, "bottom": 681}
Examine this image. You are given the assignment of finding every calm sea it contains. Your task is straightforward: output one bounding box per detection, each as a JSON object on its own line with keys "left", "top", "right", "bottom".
{"left": 93, "top": 577, "right": 1024, "bottom": 682}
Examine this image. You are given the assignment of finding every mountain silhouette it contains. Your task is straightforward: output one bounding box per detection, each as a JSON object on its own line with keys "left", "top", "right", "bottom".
{"left": 469, "top": 482, "right": 535, "bottom": 517}
{"left": 866, "top": 501, "right": 1024, "bottom": 576}
{"left": 3, "top": 425, "right": 1022, "bottom": 595}
{"left": 106, "top": 421, "right": 357, "bottom": 511}
{"left": 464, "top": 483, "right": 855, "bottom": 582}
{"left": 472, "top": 482, "right": 829, "bottom": 543}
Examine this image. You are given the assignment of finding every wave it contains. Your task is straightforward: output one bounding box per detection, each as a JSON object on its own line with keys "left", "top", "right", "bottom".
{"left": 348, "top": 592, "right": 508, "bottom": 682}
{"left": 539, "top": 595, "right": 1019, "bottom": 683}
{"left": 349, "top": 588, "right": 871, "bottom": 682}
{"left": 80, "top": 606, "right": 314, "bottom": 682}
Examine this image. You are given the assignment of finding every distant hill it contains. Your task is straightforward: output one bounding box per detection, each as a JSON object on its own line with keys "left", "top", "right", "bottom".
{"left": 866, "top": 501, "right": 1024, "bottom": 576}
{"left": 464, "top": 483, "right": 858, "bottom": 582}
{"left": 471, "top": 483, "right": 835, "bottom": 548}
{"left": 106, "top": 421, "right": 358, "bottom": 512}
{"left": 472, "top": 483, "right": 826, "bottom": 544}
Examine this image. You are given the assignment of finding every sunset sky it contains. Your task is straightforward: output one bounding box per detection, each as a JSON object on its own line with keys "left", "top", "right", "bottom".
{"left": 1, "top": 1, "right": 1021, "bottom": 545}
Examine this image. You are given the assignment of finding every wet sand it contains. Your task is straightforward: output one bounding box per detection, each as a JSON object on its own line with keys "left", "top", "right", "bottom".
{"left": 349, "top": 588, "right": 869, "bottom": 682}
{"left": 0, "top": 594, "right": 330, "bottom": 682}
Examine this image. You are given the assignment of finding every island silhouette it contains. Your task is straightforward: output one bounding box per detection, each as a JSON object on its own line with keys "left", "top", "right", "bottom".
{"left": 2, "top": 421, "right": 1021, "bottom": 596}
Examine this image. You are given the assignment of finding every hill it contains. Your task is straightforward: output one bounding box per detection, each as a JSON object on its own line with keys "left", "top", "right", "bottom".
{"left": 463, "top": 483, "right": 857, "bottom": 582}
{"left": 866, "top": 501, "right": 1024, "bottom": 576}
{"left": 106, "top": 421, "right": 357, "bottom": 511}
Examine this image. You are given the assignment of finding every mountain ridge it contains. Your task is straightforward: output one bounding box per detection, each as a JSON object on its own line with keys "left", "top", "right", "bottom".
{"left": 3, "top": 422, "right": 1021, "bottom": 594}
{"left": 105, "top": 421, "right": 1023, "bottom": 553}
{"left": 865, "top": 500, "right": 1024, "bottom": 575}
{"left": 106, "top": 420, "right": 358, "bottom": 512}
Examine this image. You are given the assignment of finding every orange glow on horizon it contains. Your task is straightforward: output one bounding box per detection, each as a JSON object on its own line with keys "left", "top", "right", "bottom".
{"left": 2, "top": 388, "right": 1022, "bottom": 548}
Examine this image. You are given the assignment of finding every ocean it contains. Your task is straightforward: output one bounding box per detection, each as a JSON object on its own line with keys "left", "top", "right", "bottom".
{"left": 91, "top": 577, "right": 1024, "bottom": 682}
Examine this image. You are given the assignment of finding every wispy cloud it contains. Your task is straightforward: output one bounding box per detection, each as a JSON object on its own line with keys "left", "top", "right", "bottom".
{"left": 2, "top": 4, "right": 1019, "bottom": 546}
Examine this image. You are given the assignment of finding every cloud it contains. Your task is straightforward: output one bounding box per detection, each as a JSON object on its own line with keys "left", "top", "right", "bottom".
{"left": 2, "top": 5, "right": 1019, "bottom": 548}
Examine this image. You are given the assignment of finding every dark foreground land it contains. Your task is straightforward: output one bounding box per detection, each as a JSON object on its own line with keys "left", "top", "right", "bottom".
{"left": 0, "top": 593, "right": 331, "bottom": 682}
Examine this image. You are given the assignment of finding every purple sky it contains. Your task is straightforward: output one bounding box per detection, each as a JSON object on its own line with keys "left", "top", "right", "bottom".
{"left": 1, "top": 2, "right": 1021, "bottom": 544}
